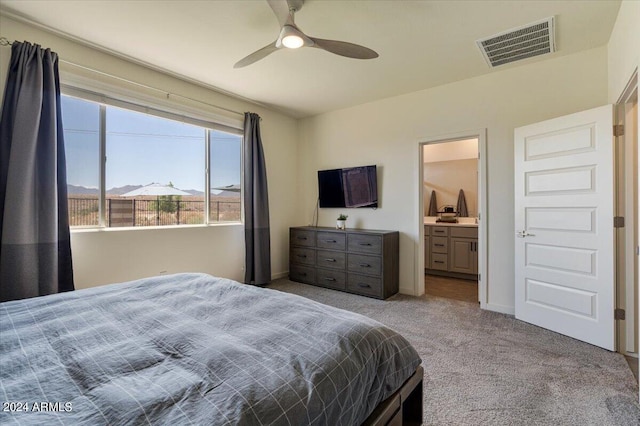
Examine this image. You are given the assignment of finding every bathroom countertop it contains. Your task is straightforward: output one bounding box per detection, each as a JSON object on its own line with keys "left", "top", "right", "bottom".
{"left": 424, "top": 217, "right": 478, "bottom": 227}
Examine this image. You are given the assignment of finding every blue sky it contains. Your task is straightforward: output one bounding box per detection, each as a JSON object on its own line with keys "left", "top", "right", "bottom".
{"left": 62, "top": 96, "right": 241, "bottom": 192}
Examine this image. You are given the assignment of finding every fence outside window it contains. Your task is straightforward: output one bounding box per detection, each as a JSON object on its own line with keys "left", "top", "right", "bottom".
{"left": 68, "top": 197, "right": 240, "bottom": 227}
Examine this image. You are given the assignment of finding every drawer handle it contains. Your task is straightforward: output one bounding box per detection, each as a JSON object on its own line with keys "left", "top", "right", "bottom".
{"left": 300, "top": 272, "right": 307, "bottom": 276}
{"left": 324, "top": 240, "right": 337, "bottom": 243}
{"left": 357, "top": 283, "right": 371, "bottom": 288}
{"left": 324, "top": 277, "right": 336, "bottom": 282}
{"left": 434, "top": 261, "right": 445, "bottom": 264}
{"left": 296, "top": 236, "right": 307, "bottom": 240}
{"left": 359, "top": 263, "right": 371, "bottom": 268}
{"left": 434, "top": 244, "right": 445, "bottom": 247}
{"left": 434, "top": 230, "right": 445, "bottom": 234}
{"left": 359, "top": 242, "right": 372, "bottom": 246}
{"left": 324, "top": 258, "right": 336, "bottom": 262}
{"left": 296, "top": 254, "right": 307, "bottom": 258}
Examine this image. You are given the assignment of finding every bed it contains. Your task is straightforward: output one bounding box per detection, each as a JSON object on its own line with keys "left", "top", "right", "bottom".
{"left": 0, "top": 273, "right": 422, "bottom": 425}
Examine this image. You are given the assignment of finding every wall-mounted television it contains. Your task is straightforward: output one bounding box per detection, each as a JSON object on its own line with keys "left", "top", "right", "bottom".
{"left": 318, "top": 165, "right": 378, "bottom": 208}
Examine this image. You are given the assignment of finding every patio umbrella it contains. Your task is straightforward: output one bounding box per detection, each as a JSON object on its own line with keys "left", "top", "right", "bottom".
{"left": 122, "top": 183, "right": 191, "bottom": 197}
{"left": 122, "top": 183, "right": 191, "bottom": 225}
{"left": 212, "top": 183, "right": 241, "bottom": 193}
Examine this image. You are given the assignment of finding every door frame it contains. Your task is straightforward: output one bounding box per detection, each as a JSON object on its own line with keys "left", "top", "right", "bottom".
{"left": 615, "top": 69, "right": 638, "bottom": 357}
{"left": 416, "top": 129, "right": 488, "bottom": 308}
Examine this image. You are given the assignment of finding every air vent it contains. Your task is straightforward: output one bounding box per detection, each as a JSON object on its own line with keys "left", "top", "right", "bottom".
{"left": 477, "top": 17, "right": 555, "bottom": 67}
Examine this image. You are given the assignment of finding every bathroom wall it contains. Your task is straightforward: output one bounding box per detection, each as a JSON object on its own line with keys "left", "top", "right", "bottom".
{"left": 424, "top": 159, "right": 478, "bottom": 217}
{"left": 423, "top": 139, "right": 478, "bottom": 217}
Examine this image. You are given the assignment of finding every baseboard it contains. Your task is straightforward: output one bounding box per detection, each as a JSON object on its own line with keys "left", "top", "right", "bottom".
{"left": 399, "top": 286, "right": 417, "bottom": 296}
{"left": 272, "top": 271, "right": 289, "bottom": 280}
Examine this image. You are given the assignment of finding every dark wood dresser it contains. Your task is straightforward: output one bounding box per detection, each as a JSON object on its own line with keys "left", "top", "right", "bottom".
{"left": 289, "top": 226, "right": 399, "bottom": 299}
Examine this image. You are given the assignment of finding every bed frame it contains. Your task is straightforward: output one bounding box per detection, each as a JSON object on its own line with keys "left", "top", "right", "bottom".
{"left": 363, "top": 365, "right": 424, "bottom": 426}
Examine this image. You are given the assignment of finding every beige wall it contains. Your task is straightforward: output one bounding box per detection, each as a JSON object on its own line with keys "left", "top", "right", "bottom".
{"left": 299, "top": 47, "right": 609, "bottom": 313}
{"left": 424, "top": 159, "right": 478, "bottom": 218}
{"left": 423, "top": 139, "right": 478, "bottom": 163}
{"left": 0, "top": 15, "right": 299, "bottom": 288}
{"left": 607, "top": 0, "right": 639, "bottom": 103}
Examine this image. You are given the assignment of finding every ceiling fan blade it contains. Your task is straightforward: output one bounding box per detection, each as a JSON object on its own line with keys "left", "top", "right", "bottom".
{"left": 234, "top": 42, "right": 279, "bottom": 68}
{"left": 267, "top": 0, "right": 291, "bottom": 27}
{"left": 310, "top": 37, "right": 378, "bottom": 60}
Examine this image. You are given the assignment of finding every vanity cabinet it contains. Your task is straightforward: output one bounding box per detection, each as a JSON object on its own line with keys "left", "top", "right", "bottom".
{"left": 290, "top": 227, "right": 399, "bottom": 299}
{"left": 449, "top": 228, "right": 478, "bottom": 275}
{"left": 425, "top": 224, "right": 478, "bottom": 279}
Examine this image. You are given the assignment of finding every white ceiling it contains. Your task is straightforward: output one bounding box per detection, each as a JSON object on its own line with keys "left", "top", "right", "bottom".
{"left": 0, "top": 0, "right": 621, "bottom": 118}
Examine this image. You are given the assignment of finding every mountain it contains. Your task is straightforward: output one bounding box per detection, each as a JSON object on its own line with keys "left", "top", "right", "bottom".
{"left": 67, "top": 184, "right": 98, "bottom": 196}
{"left": 68, "top": 184, "right": 223, "bottom": 197}
{"left": 68, "top": 184, "right": 144, "bottom": 196}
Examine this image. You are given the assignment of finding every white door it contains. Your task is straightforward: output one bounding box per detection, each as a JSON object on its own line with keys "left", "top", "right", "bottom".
{"left": 514, "top": 105, "right": 615, "bottom": 351}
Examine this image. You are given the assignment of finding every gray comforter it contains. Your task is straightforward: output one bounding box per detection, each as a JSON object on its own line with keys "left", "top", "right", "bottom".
{"left": 0, "top": 273, "right": 421, "bottom": 425}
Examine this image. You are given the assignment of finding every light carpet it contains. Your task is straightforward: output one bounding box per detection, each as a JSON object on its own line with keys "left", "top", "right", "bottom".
{"left": 269, "top": 279, "right": 640, "bottom": 425}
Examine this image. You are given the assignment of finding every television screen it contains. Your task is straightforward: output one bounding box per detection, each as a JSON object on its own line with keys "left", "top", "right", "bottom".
{"left": 342, "top": 166, "right": 378, "bottom": 208}
{"left": 318, "top": 165, "right": 378, "bottom": 208}
{"left": 318, "top": 168, "right": 345, "bottom": 207}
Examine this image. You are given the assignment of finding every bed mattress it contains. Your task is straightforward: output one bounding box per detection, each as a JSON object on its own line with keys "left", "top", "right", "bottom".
{"left": 0, "top": 273, "right": 421, "bottom": 425}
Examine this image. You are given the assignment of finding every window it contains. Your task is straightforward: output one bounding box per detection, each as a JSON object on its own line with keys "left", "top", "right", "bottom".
{"left": 63, "top": 96, "right": 100, "bottom": 226}
{"left": 62, "top": 94, "right": 242, "bottom": 228}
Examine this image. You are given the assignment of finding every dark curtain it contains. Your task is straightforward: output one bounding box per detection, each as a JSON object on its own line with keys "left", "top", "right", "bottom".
{"left": 243, "top": 112, "right": 271, "bottom": 285}
{"left": 0, "top": 41, "right": 74, "bottom": 302}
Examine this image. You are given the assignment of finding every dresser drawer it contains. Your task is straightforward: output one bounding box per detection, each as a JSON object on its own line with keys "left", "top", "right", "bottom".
{"left": 347, "top": 274, "right": 383, "bottom": 298}
{"left": 348, "top": 234, "right": 383, "bottom": 254}
{"left": 431, "top": 236, "right": 448, "bottom": 254}
{"left": 317, "top": 232, "right": 346, "bottom": 250}
{"left": 450, "top": 226, "right": 478, "bottom": 239}
{"left": 430, "top": 253, "right": 448, "bottom": 270}
{"left": 289, "top": 264, "right": 315, "bottom": 285}
{"left": 316, "top": 250, "right": 346, "bottom": 270}
{"left": 290, "top": 229, "right": 315, "bottom": 247}
{"left": 316, "top": 269, "right": 346, "bottom": 291}
{"left": 347, "top": 253, "right": 382, "bottom": 276}
{"left": 289, "top": 227, "right": 398, "bottom": 300}
{"left": 291, "top": 247, "right": 315, "bottom": 266}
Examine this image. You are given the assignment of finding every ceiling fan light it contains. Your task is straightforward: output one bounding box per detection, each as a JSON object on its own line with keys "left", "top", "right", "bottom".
{"left": 278, "top": 25, "right": 306, "bottom": 49}
{"left": 282, "top": 34, "right": 304, "bottom": 49}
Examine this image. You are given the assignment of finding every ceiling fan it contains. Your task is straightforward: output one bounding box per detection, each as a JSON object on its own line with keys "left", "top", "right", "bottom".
{"left": 234, "top": 0, "right": 379, "bottom": 68}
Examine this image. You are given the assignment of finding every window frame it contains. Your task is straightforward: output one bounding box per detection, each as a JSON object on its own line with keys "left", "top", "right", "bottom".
{"left": 62, "top": 86, "right": 244, "bottom": 230}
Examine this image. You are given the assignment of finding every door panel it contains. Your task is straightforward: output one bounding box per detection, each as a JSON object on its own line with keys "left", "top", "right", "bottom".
{"left": 515, "top": 105, "right": 614, "bottom": 351}
{"left": 526, "top": 166, "right": 595, "bottom": 195}
{"left": 526, "top": 207, "right": 595, "bottom": 232}
{"left": 526, "top": 243, "right": 596, "bottom": 276}
{"left": 525, "top": 278, "right": 596, "bottom": 318}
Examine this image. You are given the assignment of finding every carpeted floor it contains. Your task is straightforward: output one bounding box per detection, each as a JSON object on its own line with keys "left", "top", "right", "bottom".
{"left": 269, "top": 278, "right": 640, "bottom": 425}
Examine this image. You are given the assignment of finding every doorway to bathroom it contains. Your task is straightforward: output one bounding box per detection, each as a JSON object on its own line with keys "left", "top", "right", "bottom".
{"left": 417, "top": 130, "right": 487, "bottom": 307}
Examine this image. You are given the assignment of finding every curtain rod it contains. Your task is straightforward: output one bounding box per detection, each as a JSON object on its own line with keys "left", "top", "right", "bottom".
{"left": 0, "top": 36, "right": 245, "bottom": 118}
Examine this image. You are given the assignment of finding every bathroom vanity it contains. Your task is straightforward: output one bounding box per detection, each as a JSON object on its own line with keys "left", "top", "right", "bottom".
{"left": 424, "top": 218, "right": 478, "bottom": 280}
